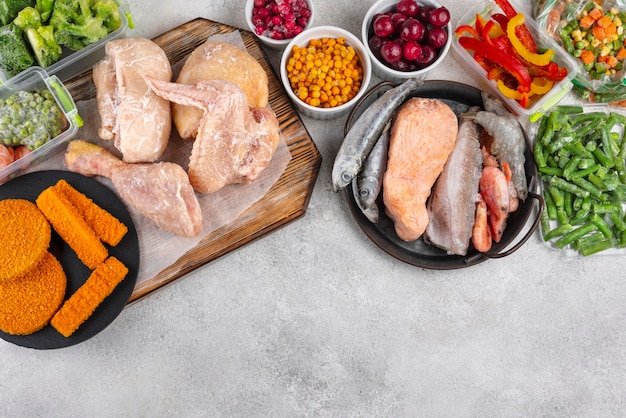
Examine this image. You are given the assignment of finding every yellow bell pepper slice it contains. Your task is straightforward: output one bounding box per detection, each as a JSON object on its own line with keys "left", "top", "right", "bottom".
{"left": 507, "top": 13, "right": 554, "bottom": 67}
{"left": 496, "top": 79, "right": 524, "bottom": 100}
{"left": 530, "top": 77, "right": 554, "bottom": 95}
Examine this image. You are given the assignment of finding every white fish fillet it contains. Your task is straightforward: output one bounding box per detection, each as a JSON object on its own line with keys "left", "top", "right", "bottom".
{"left": 424, "top": 114, "right": 483, "bottom": 255}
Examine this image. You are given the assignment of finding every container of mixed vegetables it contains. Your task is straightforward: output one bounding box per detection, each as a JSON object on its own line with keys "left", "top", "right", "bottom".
{"left": 535, "top": 0, "right": 626, "bottom": 104}
{"left": 0, "top": 0, "right": 131, "bottom": 83}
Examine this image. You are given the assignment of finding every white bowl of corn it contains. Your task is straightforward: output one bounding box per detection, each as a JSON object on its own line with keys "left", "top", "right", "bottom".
{"left": 280, "top": 26, "right": 372, "bottom": 120}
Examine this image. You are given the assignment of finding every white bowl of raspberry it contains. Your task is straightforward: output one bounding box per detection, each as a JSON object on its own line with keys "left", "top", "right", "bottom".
{"left": 362, "top": 0, "right": 452, "bottom": 82}
{"left": 246, "top": 0, "right": 315, "bottom": 49}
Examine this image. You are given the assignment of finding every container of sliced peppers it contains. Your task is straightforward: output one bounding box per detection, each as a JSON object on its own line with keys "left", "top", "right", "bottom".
{"left": 452, "top": 0, "right": 578, "bottom": 122}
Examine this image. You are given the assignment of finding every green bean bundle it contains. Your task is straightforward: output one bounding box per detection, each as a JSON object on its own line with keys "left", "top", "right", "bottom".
{"left": 0, "top": 88, "right": 65, "bottom": 150}
{"left": 534, "top": 105, "right": 626, "bottom": 255}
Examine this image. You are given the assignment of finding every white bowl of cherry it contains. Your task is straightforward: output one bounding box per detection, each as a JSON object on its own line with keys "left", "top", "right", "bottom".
{"left": 362, "top": 0, "right": 452, "bottom": 82}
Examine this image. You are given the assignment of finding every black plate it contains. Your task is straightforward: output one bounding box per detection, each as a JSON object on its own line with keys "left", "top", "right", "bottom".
{"left": 344, "top": 80, "right": 542, "bottom": 270}
{"left": 0, "top": 170, "right": 139, "bottom": 349}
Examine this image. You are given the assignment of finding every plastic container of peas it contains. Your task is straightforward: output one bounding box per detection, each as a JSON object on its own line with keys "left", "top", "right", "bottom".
{"left": 535, "top": 103, "right": 626, "bottom": 256}
{"left": 0, "top": 66, "right": 81, "bottom": 184}
{"left": 280, "top": 26, "right": 372, "bottom": 120}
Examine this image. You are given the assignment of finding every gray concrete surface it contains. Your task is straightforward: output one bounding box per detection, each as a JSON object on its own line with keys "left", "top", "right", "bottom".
{"left": 1, "top": 0, "right": 625, "bottom": 416}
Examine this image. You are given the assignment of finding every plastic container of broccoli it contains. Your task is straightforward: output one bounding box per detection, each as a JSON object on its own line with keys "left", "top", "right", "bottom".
{"left": 0, "top": 0, "right": 131, "bottom": 84}
{"left": 0, "top": 66, "right": 81, "bottom": 183}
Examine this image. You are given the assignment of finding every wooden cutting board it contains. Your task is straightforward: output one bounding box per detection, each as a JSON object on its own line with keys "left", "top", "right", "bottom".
{"left": 63, "top": 18, "right": 322, "bottom": 303}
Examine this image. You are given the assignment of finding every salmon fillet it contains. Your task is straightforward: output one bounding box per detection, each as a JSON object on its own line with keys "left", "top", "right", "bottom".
{"left": 383, "top": 97, "right": 458, "bottom": 241}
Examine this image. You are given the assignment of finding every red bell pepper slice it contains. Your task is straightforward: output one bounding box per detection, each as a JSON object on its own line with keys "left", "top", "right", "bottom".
{"left": 491, "top": 13, "right": 509, "bottom": 30}
{"left": 494, "top": 0, "right": 517, "bottom": 19}
{"left": 455, "top": 24, "right": 480, "bottom": 39}
{"left": 493, "top": 0, "right": 538, "bottom": 53}
{"left": 475, "top": 13, "right": 488, "bottom": 34}
{"left": 458, "top": 36, "right": 532, "bottom": 90}
{"left": 528, "top": 62, "right": 568, "bottom": 81}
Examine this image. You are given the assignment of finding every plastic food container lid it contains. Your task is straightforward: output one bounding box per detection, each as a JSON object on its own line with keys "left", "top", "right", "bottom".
{"left": 452, "top": 0, "right": 579, "bottom": 122}
{"left": 0, "top": 66, "right": 81, "bottom": 183}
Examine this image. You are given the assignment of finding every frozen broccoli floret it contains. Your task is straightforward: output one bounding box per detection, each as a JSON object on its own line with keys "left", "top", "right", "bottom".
{"left": 0, "top": 23, "right": 34, "bottom": 75}
{"left": 0, "top": 0, "right": 34, "bottom": 26}
{"left": 12, "top": 6, "right": 40, "bottom": 29}
{"left": 26, "top": 25, "right": 61, "bottom": 67}
{"left": 35, "top": 0, "right": 53, "bottom": 21}
{"left": 49, "top": 0, "right": 122, "bottom": 51}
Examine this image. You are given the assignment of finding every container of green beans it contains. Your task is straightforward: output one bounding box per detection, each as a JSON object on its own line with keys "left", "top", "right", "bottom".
{"left": 0, "top": 66, "right": 81, "bottom": 183}
{"left": 534, "top": 103, "right": 626, "bottom": 256}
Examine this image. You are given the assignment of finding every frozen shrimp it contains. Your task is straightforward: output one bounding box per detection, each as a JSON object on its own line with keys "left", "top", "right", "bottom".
{"left": 470, "top": 110, "right": 528, "bottom": 200}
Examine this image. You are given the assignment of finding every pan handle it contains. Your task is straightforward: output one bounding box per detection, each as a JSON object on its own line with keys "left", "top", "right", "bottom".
{"left": 466, "top": 189, "right": 544, "bottom": 263}
{"left": 343, "top": 80, "right": 397, "bottom": 137}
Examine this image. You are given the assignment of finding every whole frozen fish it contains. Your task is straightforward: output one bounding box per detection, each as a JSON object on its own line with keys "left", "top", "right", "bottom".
{"left": 353, "top": 122, "right": 390, "bottom": 223}
{"left": 332, "top": 78, "right": 423, "bottom": 192}
{"left": 424, "top": 111, "right": 483, "bottom": 256}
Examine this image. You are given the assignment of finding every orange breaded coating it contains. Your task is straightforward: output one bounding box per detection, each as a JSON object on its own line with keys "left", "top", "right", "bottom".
{"left": 0, "top": 199, "right": 51, "bottom": 283}
{"left": 51, "top": 256, "right": 128, "bottom": 338}
{"left": 36, "top": 186, "right": 108, "bottom": 270}
{"left": 0, "top": 252, "right": 67, "bottom": 335}
{"left": 53, "top": 179, "right": 128, "bottom": 246}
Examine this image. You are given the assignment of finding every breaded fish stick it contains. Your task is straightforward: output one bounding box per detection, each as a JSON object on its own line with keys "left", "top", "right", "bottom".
{"left": 53, "top": 179, "right": 128, "bottom": 246}
{"left": 51, "top": 256, "right": 128, "bottom": 338}
{"left": 36, "top": 187, "right": 108, "bottom": 270}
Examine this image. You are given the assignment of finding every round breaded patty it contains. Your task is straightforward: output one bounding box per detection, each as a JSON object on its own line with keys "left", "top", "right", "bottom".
{"left": 0, "top": 252, "right": 67, "bottom": 335}
{"left": 0, "top": 199, "right": 51, "bottom": 282}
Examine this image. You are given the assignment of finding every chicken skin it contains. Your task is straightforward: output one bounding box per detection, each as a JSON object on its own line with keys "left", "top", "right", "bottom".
{"left": 64, "top": 140, "right": 203, "bottom": 238}
{"left": 93, "top": 38, "right": 172, "bottom": 163}
{"left": 144, "top": 77, "right": 280, "bottom": 194}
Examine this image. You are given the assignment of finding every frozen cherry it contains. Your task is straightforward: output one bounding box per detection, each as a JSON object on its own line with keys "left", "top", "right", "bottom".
{"left": 380, "top": 41, "right": 403, "bottom": 64}
{"left": 392, "top": 58, "right": 417, "bottom": 72}
{"left": 396, "top": 0, "right": 419, "bottom": 18}
{"left": 417, "top": 5, "right": 435, "bottom": 23}
{"left": 416, "top": 44, "right": 437, "bottom": 67}
{"left": 428, "top": 6, "right": 450, "bottom": 28}
{"left": 391, "top": 12, "right": 408, "bottom": 34}
{"left": 402, "top": 41, "right": 422, "bottom": 61}
{"left": 252, "top": 15, "right": 265, "bottom": 27}
{"left": 369, "top": 35, "right": 385, "bottom": 56}
{"left": 373, "top": 14, "right": 395, "bottom": 37}
{"left": 270, "top": 30, "right": 285, "bottom": 40}
{"left": 427, "top": 27, "right": 448, "bottom": 49}
{"left": 400, "top": 18, "right": 425, "bottom": 42}
{"left": 251, "top": 0, "right": 311, "bottom": 40}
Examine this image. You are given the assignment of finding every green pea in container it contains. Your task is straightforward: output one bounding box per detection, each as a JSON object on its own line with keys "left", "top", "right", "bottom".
{"left": 0, "top": 66, "right": 81, "bottom": 183}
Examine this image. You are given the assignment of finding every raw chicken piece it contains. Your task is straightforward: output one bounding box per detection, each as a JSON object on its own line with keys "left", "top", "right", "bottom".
{"left": 93, "top": 38, "right": 172, "bottom": 163}
{"left": 424, "top": 113, "right": 483, "bottom": 255}
{"left": 173, "top": 41, "right": 269, "bottom": 139}
{"left": 64, "top": 140, "right": 203, "bottom": 238}
{"left": 145, "top": 77, "right": 280, "bottom": 194}
{"left": 383, "top": 97, "right": 458, "bottom": 241}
